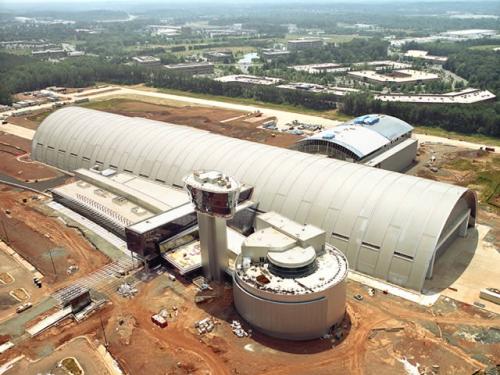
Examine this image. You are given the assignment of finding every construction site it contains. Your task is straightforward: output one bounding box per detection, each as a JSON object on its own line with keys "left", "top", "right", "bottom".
{"left": 0, "top": 85, "right": 499, "bottom": 375}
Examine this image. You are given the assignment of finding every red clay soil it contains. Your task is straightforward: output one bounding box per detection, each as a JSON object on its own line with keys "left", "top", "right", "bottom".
{"left": 0, "top": 186, "right": 109, "bottom": 287}
{"left": 0, "top": 132, "right": 62, "bottom": 181}
{"left": 102, "top": 100, "right": 300, "bottom": 148}
{"left": 104, "top": 277, "right": 500, "bottom": 375}
{"left": 3, "top": 275, "right": 498, "bottom": 375}
{"left": 5, "top": 116, "right": 40, "bottom": 130}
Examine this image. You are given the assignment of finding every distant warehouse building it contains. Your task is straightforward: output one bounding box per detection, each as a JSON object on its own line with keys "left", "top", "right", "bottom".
{"left": 215, "top": 74, "right": 282, "bottom": 86}
{"left": 203, "top": 50, "right": 233, "bottom": 63}
{"left": 132, "top": 56, "right": 162, "bottom": 66}
{"left": 287, "top": 38, "right": 323, "bottom": 51}
{"left": 32, "top": 49, "right": 67, "bottom": 59}
{"left": 294, "top": 114, "right": 417, "bottom": 172}
{"left": 32, "top": 108, "right": 477, "bottom": 292}
{"left": 164, "top": 62, "right": 214, "bottom": 75}
{"left": 260, "top": 49, "right": 291, "bottom": 61}
{"left": 348, "top": 69, "right": 439, "bottom": 85}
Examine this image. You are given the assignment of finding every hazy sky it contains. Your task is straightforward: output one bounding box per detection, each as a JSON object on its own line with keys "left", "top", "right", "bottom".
{"left": 1, "top": 0, "right": 490, "bottom": 4}
{"left": 1, "top": 0, "right": 496, "bottom": 12}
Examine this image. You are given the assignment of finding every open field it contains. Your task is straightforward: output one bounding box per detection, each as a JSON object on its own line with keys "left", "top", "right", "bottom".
{"left": 83, "top": 98, "right": 301, "bottom": 148}
{"left": 6, "top": 115, "right": 40, "bottom": 131}
{"left": 410, "top": 144, "right": 500, "bottom": 211}
{"left": 0, "top": 247, "right": 48, "bottom": 321}
{"left": 4, "top": 336, "right": 112, "bottom": 375}
{"left": 0, "top": 132, "right": 62, "bottom": 182}
{"left": 414, "top": 126, "right": 500, "bottom": 148}
{"left": 0, "top": 186, "right": 110, "bottom": 286}
{"left": 468, "top": 44, "right": 500, "bottom": 51}
{"left": 2, "top": 268, "right": 498, "bottom": 375}
{"left": 131, "top": 84, "right": 351, "bottom": 121}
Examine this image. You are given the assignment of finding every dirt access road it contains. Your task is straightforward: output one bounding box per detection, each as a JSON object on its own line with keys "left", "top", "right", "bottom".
{"left": 0, "top": 186, "right": 109, "bottom": 287}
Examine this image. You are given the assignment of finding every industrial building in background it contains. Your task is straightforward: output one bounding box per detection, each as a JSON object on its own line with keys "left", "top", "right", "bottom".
{"left": 287, "top": 38, "right": 323, "bottom": 51}
{"left": 184, "top": 170, "right": 241, "bottom": 282}
{"left": 132, "top": 56, "right": 162, "bottom": 66}
{"left": 33, "top": 107, "right": 477, "bottom": 292}
{"left": 294, "top": 114, "right": 417, "bottom": 172}
{"left": 233, "top": 211, "right": 348, "bottom": 340}
{"left": 164, "top": 62, "right": 214, "bottom": 75}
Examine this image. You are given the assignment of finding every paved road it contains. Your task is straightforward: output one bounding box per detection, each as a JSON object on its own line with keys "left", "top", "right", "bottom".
{"left": 0, "top": 123, "right": 35, "bottom": 140}
{"left": 0, "top": 173, "right": 68, "bottom": 192}
{"left": 414, "top": 133, "right": 498, "bottom": 154}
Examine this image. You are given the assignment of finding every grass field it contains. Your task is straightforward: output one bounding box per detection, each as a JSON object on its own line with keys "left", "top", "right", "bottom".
{"left": 445, "top": 154, "right": 500, "bottom": 207}
{"left": 468, "top": 45, "right": 500, "bottom": 51}
{"left": 413, "top": 125, "right": 500, "bottom": 147}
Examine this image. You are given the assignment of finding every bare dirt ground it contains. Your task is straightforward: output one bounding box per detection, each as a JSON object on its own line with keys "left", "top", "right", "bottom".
{"left": 5, "top": 336, "right": 112, "bottom": 375}
{"left": 0, "top": 186, "right": 110, "bottom": 287}
{"left": 15, "top": 98, "right": 301, "bottom": 148}
{"left": 6, "top": 115, "right": 40, "bottom": 130}
{"left": 0, "top": 250, "right": 48, "bottom": 321}
{"left": 0, "top": 132, "right": 62, "bottom": 182}
{"left": 408, "top": 142, "right": 500, "bottom": 248}
{"left": 3, "top": 271, "right": 497, "bottom": 375}
{"left": 84, "top": 99, "right": 301, "bottom": 148}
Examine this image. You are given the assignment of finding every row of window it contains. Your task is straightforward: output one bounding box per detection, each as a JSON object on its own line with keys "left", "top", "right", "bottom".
{"left": 41, "top": 145, "right": 173, "bottom": 186}
{"left": 331, "top": 231, "right": 414, "bottom": 261}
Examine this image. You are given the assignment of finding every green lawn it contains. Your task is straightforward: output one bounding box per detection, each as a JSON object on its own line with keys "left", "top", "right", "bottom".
{"left": 413, "top": 126, "right": 500, "bottom": 147}
{"left": 445, "top": 154, "right": 500, "bottom": 208}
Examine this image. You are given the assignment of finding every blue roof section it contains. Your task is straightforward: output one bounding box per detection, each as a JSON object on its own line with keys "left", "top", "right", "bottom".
{"left": 349, "top": 114, "right": 413, "bottom": 141}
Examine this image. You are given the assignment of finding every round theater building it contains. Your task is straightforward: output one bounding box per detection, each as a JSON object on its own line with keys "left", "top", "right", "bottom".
{"left": 233, "top": 211, "right": 348, "bottom": 340}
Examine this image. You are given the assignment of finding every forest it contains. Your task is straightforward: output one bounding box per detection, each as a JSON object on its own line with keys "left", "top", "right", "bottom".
{"left": 0, "top": 42, "right": 500, "bottom": 137}
{"left": 402, "top": 40, "right": 500, "bottom": 97}
{"left": 342, "top": 91, "right": 500, "bottom": 137}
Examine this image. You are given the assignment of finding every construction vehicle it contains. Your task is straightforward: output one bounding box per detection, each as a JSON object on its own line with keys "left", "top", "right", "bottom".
{"left": 16, "top": 302, "right": 33, "bottom": 313}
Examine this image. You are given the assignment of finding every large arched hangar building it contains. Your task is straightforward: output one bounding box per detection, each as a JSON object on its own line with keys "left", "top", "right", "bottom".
{"left": 32, "top": 107, "right": 477, "bottom": 292}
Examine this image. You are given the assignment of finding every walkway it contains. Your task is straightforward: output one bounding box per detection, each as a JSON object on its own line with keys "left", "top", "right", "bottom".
{"left": 51, "top": 257, "right": 137, "bottom": 305}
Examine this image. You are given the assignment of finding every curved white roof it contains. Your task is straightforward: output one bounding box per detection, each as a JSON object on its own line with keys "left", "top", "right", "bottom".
{"left": 32, "top": 107, "right": 476, "bottom": 291}
{"left": 298, "top": 114, "right": 413, "bottom": 158}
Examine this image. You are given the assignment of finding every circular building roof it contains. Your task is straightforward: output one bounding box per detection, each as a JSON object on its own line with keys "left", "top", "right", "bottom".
{"left": 267, "top": 246, "right": 316, "bottom": 269}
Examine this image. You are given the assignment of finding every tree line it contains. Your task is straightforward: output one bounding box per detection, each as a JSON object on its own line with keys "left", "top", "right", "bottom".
{"left": 1, "top": 53, "right": 498, "bottom": 137}
{"left": 342, "top": 92, "right": 500, "bottom": 137}
{"left": 0, "top": 54, "right": 339, "bottom": 110}
{"left": 402, "top": 40, "right": 500, "bottom": 97}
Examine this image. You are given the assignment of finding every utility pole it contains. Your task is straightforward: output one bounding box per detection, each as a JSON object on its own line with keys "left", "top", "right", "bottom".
{"left": 100, "top": 315, "right": 109, "bottom": 347}
{"left": 48, "top": 248, "right": 57, "bottom": 280}
{"left": 0, "top": 219, "right": 9, "bottom": 245}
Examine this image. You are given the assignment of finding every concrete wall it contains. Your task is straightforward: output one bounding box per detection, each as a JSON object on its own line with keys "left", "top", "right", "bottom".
{"left": 233, "top": 276, "right": 346, "bottom": 340}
